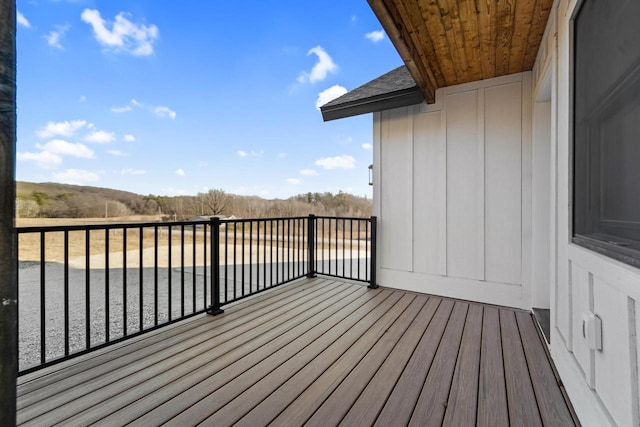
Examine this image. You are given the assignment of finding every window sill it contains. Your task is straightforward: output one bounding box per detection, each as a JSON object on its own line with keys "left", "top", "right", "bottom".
{"left": 572, "top": 234, "right": 640, "bottom": 269}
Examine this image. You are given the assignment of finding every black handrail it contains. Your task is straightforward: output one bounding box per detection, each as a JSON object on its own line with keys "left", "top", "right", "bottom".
{"left": 16, "top": 215, "right": 376, "bottom": 375}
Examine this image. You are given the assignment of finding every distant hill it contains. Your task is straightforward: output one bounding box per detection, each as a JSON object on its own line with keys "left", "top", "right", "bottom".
{"left": 16, "top": 182, "right": 160, "bottom": 218}
{"left": 15, "top": 182, "right": 372, "bottom": 219}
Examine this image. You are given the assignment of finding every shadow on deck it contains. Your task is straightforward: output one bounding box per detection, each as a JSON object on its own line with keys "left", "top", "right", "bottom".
{"left": 17, "top": 277, "right": 578, "bottom": 426}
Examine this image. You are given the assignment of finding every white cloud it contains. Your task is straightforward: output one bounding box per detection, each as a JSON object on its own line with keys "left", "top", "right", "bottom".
{"left": 316, "top": 85, "right": 347, "bottom": 109}
{"left": 53, "top": 168, "right": 99, "bottom": 185}
{"left": 121, "top": 168, "right": 146, "bottom": 175}
{"left": 351, "top": 15, "right": 357, "bottom": 23}
{"left": 154, "top": 106, "right": 176, "bottom": 119}
{"left": 81, "top": 9, "right": 159, "bottom": 56}
{"left": 125, "top": 99, "right": 176, "bottom": 119}
{"left": 362, "top": 143, "right": 372, "bottom": 150}
{"left": 315, "top": 154, "right": 356, "bottom": 170}
{"left": 79, "top": 95, "right": 86, "bottom": 103}
{"left": 123, "top": 134, "right": 136, "bottom": 142}
{"left": 36, "top": 139, "right": 94, "bottom": 158}
{"left": 17, "top": 11, "right": 31, "bottom": 29}
{"left": 297, "top": 46, "right": 338, "bottom": 84}
{"left": 36, "top": 120, "right": 89, "bottom": 138}
{"left": 365, "top": 30, "right": 385, "bottom": 43}
{"left": 84, "top": 130, "right": 115, "bottom": 144}
{"left": 237, "top": 150, "right": 248, "bottom": 157}
{"left": 175, "top": 168, "right": 185, "bottom": 176}
{"left": 107, "top": 149, "right": 128, "bottom": 156}
{"left": 299, "top": 169, "right": 318, "bottom": 176}
{"left": 45, "top": 24, "right": 70, "bottom": 50}
{"left": 287, "top": 178, "right": 301, "bottom": 185}
{"left": 278, "top": 152, "right": 287, "bottom": 159}
{"left": 111, "top": 105, "right": 132, "bottom": 113}
{"left": 17, "top": 151, "right": 62, "bottom": 169}
{"left": 251, "top": 149, "right": 264, "bottom": 157}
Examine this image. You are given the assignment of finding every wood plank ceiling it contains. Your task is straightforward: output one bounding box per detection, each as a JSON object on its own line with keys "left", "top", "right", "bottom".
{"left": 368, "top": 0, "right": 553, "bottom": 103}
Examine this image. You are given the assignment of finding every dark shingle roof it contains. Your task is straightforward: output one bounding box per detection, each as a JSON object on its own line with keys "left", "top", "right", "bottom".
{"left": 320, "top": 66, "right": 424, "bottom": 121}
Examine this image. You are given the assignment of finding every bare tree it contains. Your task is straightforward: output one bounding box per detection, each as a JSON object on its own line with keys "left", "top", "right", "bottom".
{"left": 0, "top": 0, "right": 17, "bottom": 421}
{"left": 199, "top": 189, "right": 232, "bottom": 216}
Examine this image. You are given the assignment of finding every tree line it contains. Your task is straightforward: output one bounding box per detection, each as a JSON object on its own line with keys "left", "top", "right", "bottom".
{"left": 16, "top": 182, "right": 372, "bottom": 220}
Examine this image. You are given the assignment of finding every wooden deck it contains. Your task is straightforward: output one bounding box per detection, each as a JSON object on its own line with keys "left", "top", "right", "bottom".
{"left": 17, "top": 277, "right": 577, "bottom": 426}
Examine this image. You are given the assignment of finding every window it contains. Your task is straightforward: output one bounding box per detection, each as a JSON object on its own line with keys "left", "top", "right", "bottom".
{"left": 573, "top": 0, "right": 640, "bottom": 268}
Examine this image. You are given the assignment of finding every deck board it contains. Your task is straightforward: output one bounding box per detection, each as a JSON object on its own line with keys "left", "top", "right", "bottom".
{"left": 501, "top": 308, "right": 543, "bottom": 427}
{"left": 374, "top": 299, "right": 454, "bottom": 426}
{"left": 16, "top": 278, "right": 577, "bottom": 426}
{"left": 477, "top": 306, "right": 510, "bottom": 426}
{"left": 408, "top": 301, "right": 469, "bottom": 426}
{"left": 339, "top": 297, "right": 441, "bottom": 426}
{"left": 443, "top": 303, "right": 483, "bottom": 426}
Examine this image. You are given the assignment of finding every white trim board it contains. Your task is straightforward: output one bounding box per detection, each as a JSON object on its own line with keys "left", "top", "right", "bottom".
{"left": 378, "top": 268, "right": 526, "bottom": 309}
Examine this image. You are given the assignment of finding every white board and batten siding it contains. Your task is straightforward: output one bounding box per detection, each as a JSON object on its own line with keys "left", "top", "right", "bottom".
{"left": 533, "top": 1, "right": 640, "bottom": 426}
{"left": 372, "top": 72, "right": 533, "bottom": 310}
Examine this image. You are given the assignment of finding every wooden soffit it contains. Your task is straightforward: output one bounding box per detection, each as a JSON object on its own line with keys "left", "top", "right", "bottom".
{"left": 368, "top": 0, "right": 553, "bottom": 103}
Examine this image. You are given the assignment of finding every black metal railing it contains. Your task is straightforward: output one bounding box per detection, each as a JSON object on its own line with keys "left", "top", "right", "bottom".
{"left": 16, "top": 215, "right": 376, "bottom": 375}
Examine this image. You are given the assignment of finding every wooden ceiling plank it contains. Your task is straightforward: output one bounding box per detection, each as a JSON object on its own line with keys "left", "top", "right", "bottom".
{"left": 368, "top": 0, "right": 437, "bottom": 103}
{"left": 419, "top": 0, "right": 459, "bottom": 86}
{"left": 495, "top": 0, "right": 517, "bottom": 77}
{"left": 396, "top": 0, "right": 447, "bottom": 88}
{"left": 382, "top": 0, "right": 439, "bottom": 101}
{"left": 439, "top": 0, "right": 472, "bottom": 84}
{"left": 508, "top": 0, "right": 536, "bottom": 74}
{"left": 458, "top": 0, "right": 484, "bottom": 82}
{"left": 521, "top": 0, "right": 553, "bottom": 69}
{"left": 477, "top": 0, "right": 498, "bottom": 79}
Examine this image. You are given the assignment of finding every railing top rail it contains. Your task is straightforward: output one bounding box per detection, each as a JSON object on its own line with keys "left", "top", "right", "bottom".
{"left": 219, "top": 216, "right": 310, "bottom": 223}
{"left": 312, "top": 215, "right": 373, "bottom": 221}
{"left": 16, "top": 220, "right": 211, "bottom": 233}
{"left": 16, "top": 215, "right": 375, "bottom": 233}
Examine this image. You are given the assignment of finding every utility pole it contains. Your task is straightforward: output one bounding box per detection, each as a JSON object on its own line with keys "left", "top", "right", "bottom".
{"left": 0, "top": 0, "right": 17, "bottom": 422}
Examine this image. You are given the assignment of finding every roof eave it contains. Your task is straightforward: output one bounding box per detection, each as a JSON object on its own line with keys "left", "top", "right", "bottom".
{"left": 367, "top": 0, "right": 437, "bottom": 104}
{"left": 320, "top": 86, "right": 424, "bottom": 121}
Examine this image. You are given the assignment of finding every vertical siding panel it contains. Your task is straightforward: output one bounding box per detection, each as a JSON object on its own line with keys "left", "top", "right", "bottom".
{"left": 413, "top": 110, "right": 444, "bottom": 275}
{"left": 476, "top": 88, "right": 486, "bottom": 281}
{"left": 484, "top": 82, "right": 522, "bottom": 285}
{"left": 380, "top": 107, "right": 413, "bottom": 271}
{"left": 593, "top": 278, "right": 634, "bottom": 427}
{"left": 446, "top": 90, "right": 481, "bottom": 280}
{"left": 570, "top": 262, "right": 590, "bottom": 381}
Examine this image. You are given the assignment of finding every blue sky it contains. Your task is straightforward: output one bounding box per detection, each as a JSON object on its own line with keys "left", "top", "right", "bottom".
{"left": 16, "top": 1, "right": 402, "bottom": 199}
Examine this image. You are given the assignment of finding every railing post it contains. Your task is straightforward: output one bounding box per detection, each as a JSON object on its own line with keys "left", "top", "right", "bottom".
{"left": 368, "top": 216, "right": 378, "bottom": 289}
{"left": 307, "top": 214, "right": 316, "bottom": 278}
{"left": 207, "top": 217, "right": 224, "bottom": 315}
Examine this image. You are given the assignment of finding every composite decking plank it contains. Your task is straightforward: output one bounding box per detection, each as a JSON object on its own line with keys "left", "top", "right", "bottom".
{"left": 238, "top": 297, "right": 439, "bottom": 426}
{"left": 16, "top": 278, "right": 578, "bottom": 427}
{"left": 18, "top": 277, "right": 324, "bottom": 389}
{"left": 19, "top": 280, "right": 350, "bottom": 425}
{"left": 94, "top": 285, "right": 371, "bottom": 426}
{"left": 271, "top": 295, "right": 429, "bottom": 427}
{"left": 442, "top": 304, "right": 483, "bottom": 426}
{"left": 17, "top": 277, "right": 329, "bottom": 397}
{"left": 133, "top": 288, "right": 399, "bottom": 426}
{"left": 339, "top": 297, "right": 442, "bottom": 427}
{"left": 18, "top": 277, "right": 336, "bottom": 409}
{"left": 476, "top": 306, "right": 509, "bottom": 426}
{"left": 500, "top": 309, "right": 543, "bottom": 427}
{"left": 373, "top": 299, "right": 455, "bottom": 427}
{"left": 515, "top": 311, "right": 576, "bottom": 426}
{"left": 191, "top": 293, "right": 413, "bottom": 426}
{"left": 408, "top": 302, "right": 469, "bottom": 426}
